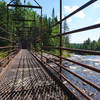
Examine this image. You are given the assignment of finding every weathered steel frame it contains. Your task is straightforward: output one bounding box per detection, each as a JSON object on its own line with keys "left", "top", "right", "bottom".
{"left": 36, "top": 0, "right": 100, "bottom": 99}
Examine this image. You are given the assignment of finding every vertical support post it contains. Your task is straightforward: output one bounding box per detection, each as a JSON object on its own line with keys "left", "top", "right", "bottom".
{"left": 59, "top": 0, "right": 62, "bottom": 75}
{"left": 7, "top": 5, "right": 9, "bottom": 35}
{"left": 7, "top": 5, "right": 10, "bottom": 60}
{"left": 13, "top": 20, "right": 15, "bottom": 51}
{"left": 40, "top": 8, "right": 43, "bottom": 61}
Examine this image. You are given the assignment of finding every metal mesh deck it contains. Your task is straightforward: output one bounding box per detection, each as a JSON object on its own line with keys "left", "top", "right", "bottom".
{"left": 0, "top": 49, "right": 68, "bottom": 100}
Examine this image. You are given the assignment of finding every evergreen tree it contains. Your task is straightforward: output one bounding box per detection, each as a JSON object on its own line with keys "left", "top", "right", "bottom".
{"left": 96, "top": 37, "right": 100, "bottom": 50}
{"left": 52, "top": 8, "right": 55, "bottom": 23}
{"left": 63, "top": 19, "right": 70, "bottom": 47}
{"left": 0, "top": 1, "right": 8, "bottom": 46}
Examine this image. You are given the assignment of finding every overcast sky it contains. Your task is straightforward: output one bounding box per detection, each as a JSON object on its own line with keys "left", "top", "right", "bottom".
{"left": 6, "top": 0, "right": 100, "bottom": 43}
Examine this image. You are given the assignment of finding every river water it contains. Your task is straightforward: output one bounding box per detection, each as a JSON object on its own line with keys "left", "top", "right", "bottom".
{"left": 62, "top": 55, "right": 100, "bottom": 100}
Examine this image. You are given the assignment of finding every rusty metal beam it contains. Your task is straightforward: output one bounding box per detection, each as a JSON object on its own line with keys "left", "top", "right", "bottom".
{"left": 0, "top": 51, "right": 17, "bottom": 71}
{"left": 7, "top": 4, "right": 42, "bottom": 9}
{"left": 42, "top": 51, "right": 100, "bottom": 73}
{"left": 8, "top": 0, "right": 14, "bottom": 5}
{"left": 61, "top": 23, "right": 100, "bottom": 36}
{"left": 40, "top": 8, "right": 43, "bottom": 60}
{"left": 0, "top": 36, "right": 10, "bottom": 41}
{"left": 41, "top": 54, "right": 100, "bottom": 91}
{"left": 0, "top": 49, "right": 15, "bottom": 57}
{"left": 0, "top": 60, "right": 9, "bottom": 71}
{"left": 34, "top": 0, "right": 41, "bottom": 7}
{"left": 42, "top": 46, "right": 100, "bottom": 55}
{"left": 0, "top": 25, "right": 10, "bottom": 35}
{"left": 35, "top": 23, "right": 100, "bottom": 42}
{"left": 0, "top": 46, "right": 17, "bottom": 49}
{"left": 13, "top": 19, "right": 35, "bottom": 22}
{"left": 59, "top": 0, "right": 63, "bottom": 74}
{"left": 0, "top": 50, "right": 16, "bottom": 63}
{"left": 50, "top": 24, "right": 100, "bottom": 38}
{"left": 23, "top": 27, "right": 32, "bottom": 28}
{"left": 34, "top": 52, "right": 92, "bottom": 100}
{"left": 32, "top": 52, "right": 79, "bottom": 100}
{"left": 0, "top": 36, "right": 15, "bottom": 43}
{"left": 52, "top": 0, "right": 98, "bottom": 27}
{"left": 60, "top": 73, "right": 92, "bottom": 100}
{"left": 0, "top": 46, "right": 12, "bottom": 49}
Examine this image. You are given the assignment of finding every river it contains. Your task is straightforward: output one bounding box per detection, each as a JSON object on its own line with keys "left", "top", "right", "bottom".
{"left": 62, "top": 55, "right": 100, "bottom": 100}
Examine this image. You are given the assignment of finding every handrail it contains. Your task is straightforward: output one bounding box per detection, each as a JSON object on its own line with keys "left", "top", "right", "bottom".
{"left": 0, "top": 49, "right": 15, "bottom": 56}
{"left": 0, "top": 25, "right": 11, "bottom": 35}
{"left": 33, "top": 52, "right": 93, "bottom": 100}
{"left": 0, "top": 36, "right": 14, "bottom": 43}
{"left": 0, "top": 50, "right": 16, "bottom": 63}
{"left": 0, "top": 50, "right": 17, "bottom": 71}
{"left": 40, "top": 53, "right": 100, "bottom": 91}
{"left": 51, "top": 24, "right": 100, "bottom": 38}
{"left": 0, "top": 46, "right": 12, "bottom": 49}
{"left": 0, "top": 36, "right": 10, "bottom": 41}
{"left": 34, "top": 0, "right": 99, "bottom": 99}
{"left": 42, "top": 51, "right": 100, "bottom": 73}
{"left": 51, "top": 0, "right": 98, "bottom": 28}
{"left": 36, "top": 24, "right": 100, "bottom": 42}
{"left": 42, "top": 46, "right": 100, "bottom": 55}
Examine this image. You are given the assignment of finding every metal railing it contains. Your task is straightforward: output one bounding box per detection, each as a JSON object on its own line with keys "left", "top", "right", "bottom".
{"left": 0, "top": 25, "right": 19, "bottom": 72}
{"left": 0, "top": 0, "right": 99, "bottom": 99}
{"left": 35, "top": 0, "right": 100, "bottom": 100}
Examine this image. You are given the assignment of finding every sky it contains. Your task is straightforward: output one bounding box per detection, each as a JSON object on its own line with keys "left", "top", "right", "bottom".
{"left": 6, "top": 0, "right": 100, "bottom": 43}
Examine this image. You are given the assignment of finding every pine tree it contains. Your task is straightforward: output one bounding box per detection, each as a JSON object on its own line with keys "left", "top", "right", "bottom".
{"left": 52, "top": 8, "right": 55, "bottom": 23}
{"left": 63, "top": 19, "right": 70, "bottom": 47}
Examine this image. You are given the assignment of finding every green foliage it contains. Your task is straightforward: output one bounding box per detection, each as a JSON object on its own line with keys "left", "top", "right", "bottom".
{"left": 0, "top": 1, "right": 70, "bottom": 57}
{"left": 0, "top": 51, "right": 7, "bottom": 59}
{"left": 70, "top": 37, "right": 100, "bottom": 55}
{"left": 62, "top": 51, "right": 71, "bottom": 57}
{"left": 0, "top": 1, "right": 8, "bottom": 46}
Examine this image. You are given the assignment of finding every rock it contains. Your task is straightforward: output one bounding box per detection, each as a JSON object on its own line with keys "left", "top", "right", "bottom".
{"left": 82, "top": 88, "right": 87, "bottom": 93}
{"left": 63, "top": 81, "right": 67, "bottom": 84}
{"left": 82, "top": 82, "right": 87, "bottom": 86}
{"left": 77, "top": 81, "right": 81, "bottom": 85}
{"left": 72, "top": 90, "right": 75, "bottom": 93}
{"left": 89, "top": 92, "right": 94, "bottom": 96}
{"left": 82, "top": 89, "right": 86, "bottom": 93}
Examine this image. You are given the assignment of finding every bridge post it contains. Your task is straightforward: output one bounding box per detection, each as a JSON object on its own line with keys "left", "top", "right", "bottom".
{"left": 7, "top": 5, "right": 10, "bottom": 61}
{"left": 59, "top": 0, "right": 63, "bottom": 78}
{"left": 40, "top": 8, "right": 43, "bottom": 61}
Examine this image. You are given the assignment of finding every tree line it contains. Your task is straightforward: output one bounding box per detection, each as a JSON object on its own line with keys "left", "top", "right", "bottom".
{"left": 70, "top": 38, "right": 100, "bottom": 54}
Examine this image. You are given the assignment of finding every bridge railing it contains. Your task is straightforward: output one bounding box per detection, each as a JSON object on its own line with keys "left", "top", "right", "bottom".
{"left": 0, "top": 25, "right": 19, "bottom": 71}
{"left": 35, "top": 0, "right": 100, "bottom": 99}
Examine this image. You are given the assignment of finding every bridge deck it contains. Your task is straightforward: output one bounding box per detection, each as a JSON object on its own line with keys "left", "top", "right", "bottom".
{"left": 0, "top": 49, "right": 68, "bottom": 100}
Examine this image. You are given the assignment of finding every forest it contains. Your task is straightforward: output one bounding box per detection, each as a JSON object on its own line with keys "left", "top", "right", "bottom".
{"left": 70, "top": 38, "right": 100, "bottom": 54}
{"left": 0, "top": 0, "right": 71, "bottom": 57}
{"left": 0, "top": 0, "right": 100, "bottom": 56}
{"left": 0, "top": 0, "right": 68, "bottom": 49}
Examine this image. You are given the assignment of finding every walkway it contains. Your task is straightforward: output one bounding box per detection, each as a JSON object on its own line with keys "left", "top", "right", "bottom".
{"left": 0, "top": 49, "right": 68, "bottom": 100}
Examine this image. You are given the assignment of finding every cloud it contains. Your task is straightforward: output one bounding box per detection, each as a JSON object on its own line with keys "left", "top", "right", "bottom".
{"left": 93, "top": 2, "right": 100, "bottom": 8}
{"left": 64, "top": 5, "right": 86, "bottom": 19}
{"left": 95, "top": 18, "right": 100, "bottom": 24}
{"left": 95, "top": 4, "right": 100, "bottom": 8}
{"left": 67, "top": 18, "right": 72, "bottom": 23}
